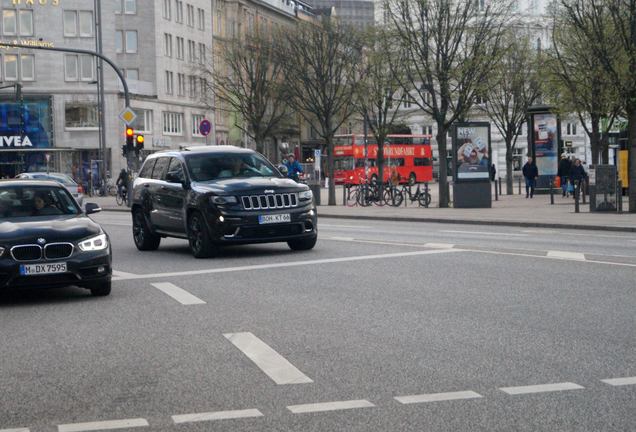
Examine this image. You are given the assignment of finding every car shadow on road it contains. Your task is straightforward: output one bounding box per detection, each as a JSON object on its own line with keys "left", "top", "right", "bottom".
{"left": 144, "top": 243, "right": 308, "bottom": 260}
{"left": 0, "top": 286, "right": 93, "bottom": 307}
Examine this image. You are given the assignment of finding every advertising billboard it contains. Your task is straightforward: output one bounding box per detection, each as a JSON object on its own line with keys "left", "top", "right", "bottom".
{"left": 532, "top": 113, "right": 558, "bottom": 176}
{"left": 453, "top": 123, "right": 490, "bottom": 181}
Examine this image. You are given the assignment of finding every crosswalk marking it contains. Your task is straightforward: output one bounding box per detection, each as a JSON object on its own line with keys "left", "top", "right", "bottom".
{"left": 150, "top": 282, "right": 206, "bottom": 305}
{"left": 57, "top": 418, "right": 149, "bottom": 432}
{"left": 547, "top": 250, "right": 586, "bottom": 261}
{"left": 0, "top": 428, "right": 30, "bottom": 432}
{"left": 395, "top": 390, "right": 482, "bottom": 404}
{"left": 600, "top": 377, "right": 636, "bottom": 386}
{"left": 172, "top": 409, "right": 263, "bottom": 424}
{"left": 499, "top": 382, "right": 584, "bottom": 395}
{"left": 287, "top": 399, "right": 375, "bottom": 414}
{"left": 224, "top": 332, "right": 313, "bottom": 385}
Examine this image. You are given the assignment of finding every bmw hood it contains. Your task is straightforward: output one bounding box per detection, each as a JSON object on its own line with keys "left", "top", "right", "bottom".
{"left": 0, "top": 215, "right": 102, "bottom": 246}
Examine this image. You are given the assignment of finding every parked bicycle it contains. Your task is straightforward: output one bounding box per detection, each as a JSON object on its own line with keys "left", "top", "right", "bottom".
{"left": 359, "top": 182, "right": 403, "bottom": 207}
{"left": 399, "top": 183, "right": 432, "bottom": 207}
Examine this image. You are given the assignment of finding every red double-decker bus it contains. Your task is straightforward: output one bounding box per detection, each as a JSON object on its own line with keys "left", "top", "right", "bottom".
{"left": 333, "top": 134, "right": 433, "bottom": 185}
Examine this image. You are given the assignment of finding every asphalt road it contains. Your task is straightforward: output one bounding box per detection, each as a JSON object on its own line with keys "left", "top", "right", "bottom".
{"left": 1, "top": 212, "right": 635, "bottom": 432}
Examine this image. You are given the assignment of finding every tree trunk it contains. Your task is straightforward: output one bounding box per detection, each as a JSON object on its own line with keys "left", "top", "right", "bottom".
{"left": 590, "top": 116, "right": 601, "bottom": 165}
{"left": 436, "top": 127, "right": 449, "bottom": 208}
{"left": 377, "top": 140, "right": 385, "bottom": 191}
{"left": 601, "top": 133, "right": 609, "bottom": 164}
{"left": 505, "top": 139, "right": 514, "bottom": 195}
{"left": 326, "top": 134, "right": 336, "bottom": 206}
{"left": 629, "top": 104, "right": 636, "bottom": 213}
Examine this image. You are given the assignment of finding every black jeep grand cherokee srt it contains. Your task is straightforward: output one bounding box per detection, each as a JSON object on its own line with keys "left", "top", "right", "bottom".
{"left": 131, "top": 146, "right": 317, "bottom": 258}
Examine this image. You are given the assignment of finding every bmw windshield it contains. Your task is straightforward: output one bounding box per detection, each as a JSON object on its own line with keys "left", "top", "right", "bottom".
{"left": 0, "top": 185, "right": 81, "bottom": 219}
{"left": 185, "top": 153, "right": 281, "bottom": 182}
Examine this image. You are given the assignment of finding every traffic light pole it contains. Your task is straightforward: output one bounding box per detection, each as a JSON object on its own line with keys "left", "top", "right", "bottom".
{"left": 0, "top": 42, "right": 133, "bottom": 205}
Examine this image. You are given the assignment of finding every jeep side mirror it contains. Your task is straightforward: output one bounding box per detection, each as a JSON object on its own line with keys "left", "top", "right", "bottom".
{"left": 85, "top": 202, "right": 102, "bottom": 215}
{"left": 278, "top": 164, "right": 288, "bottom": 176}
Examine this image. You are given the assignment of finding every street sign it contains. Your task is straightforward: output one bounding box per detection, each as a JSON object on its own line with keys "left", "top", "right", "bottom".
{"left": 199, "top": 119, "right": 211, "bottom": 136}
{"left": 119, "top": 107, "right": 137, "bottom": 125}
{"left": 314, "top": 149, "right": 321, "bottom": 172}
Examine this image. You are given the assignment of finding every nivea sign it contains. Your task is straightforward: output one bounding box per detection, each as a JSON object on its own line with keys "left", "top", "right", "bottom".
{"left": 0, "top": 135, "right": 34, "bottom": 147}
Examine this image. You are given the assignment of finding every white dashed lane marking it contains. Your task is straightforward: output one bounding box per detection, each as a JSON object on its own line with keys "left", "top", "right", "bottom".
{"left": 224, "top": 332, "right": 313, "bottom": 385}
{"left": 395, "top": 390, "right": 483, "bottom": 404}
{"left": 172, "top": 409, "right": 263, "bottom": 424}
{"left": 600, "top": 377, "right": 636, "bottom": 386}
{"left": 57, "top": 418, "right": 149, "bottom": 432}
{"left": 547, "top": 250, "right": 586, "bottom": 261}
{"left": 441, "top": 230, "right": 528, "bottom": 237}
{"left": 287, "top": 399, "right": 375, "bottom": 414}
{"left": 499, "top": 382, "right": 584, "bottom": 395}
{"left": 150, "top": 282, "right": 206, "bottom": 305}
{"left": 0, "top": 428, "right": 30, "bottom": 432}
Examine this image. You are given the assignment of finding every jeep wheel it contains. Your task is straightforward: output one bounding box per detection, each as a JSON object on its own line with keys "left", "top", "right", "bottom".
{"left": 287, "top": 236, "right": 317, "bottom": 251}
{"left": 132, "top": 209, "right": 161, "bottom": 251}
{"left": 188, "top": 211, "right": 217, "bottom": 258}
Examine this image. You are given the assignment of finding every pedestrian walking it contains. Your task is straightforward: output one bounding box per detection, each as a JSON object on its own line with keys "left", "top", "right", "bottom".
{"left": 522, "top": 156, "right": 539, "bottom": 198}
{"left": 490, "top": 163, "right": 496, "bottom": 182}
{"left": 558, "top": 154, "right": 571, "bottom": 197}
{"left": 569, "top": 159, "right": 586, "bottom": 200}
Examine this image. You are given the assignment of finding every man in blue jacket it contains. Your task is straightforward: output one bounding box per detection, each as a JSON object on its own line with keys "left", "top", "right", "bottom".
{"left": 522, "top": 156, "right": 539, "bottom": 198}
{"left": 284, "top": 154, "right": 303, "bottom": 182}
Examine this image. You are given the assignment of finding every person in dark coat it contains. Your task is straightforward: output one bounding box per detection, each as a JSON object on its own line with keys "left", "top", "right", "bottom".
{"left": 557, "top": 154, "right": 571, "bottom": 197}
{"left": 522, "top": 156, "right": 539, "bottom": 198}
{"left": 489, "top": 163, "right": 496, "bottom": 182}
{"left": 569, "top": 159, "right": 586, "bottom": 199}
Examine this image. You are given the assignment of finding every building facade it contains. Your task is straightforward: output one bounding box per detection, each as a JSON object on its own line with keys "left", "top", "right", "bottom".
{"left": 0, "top": 0, "right": 213, "bottom": 187}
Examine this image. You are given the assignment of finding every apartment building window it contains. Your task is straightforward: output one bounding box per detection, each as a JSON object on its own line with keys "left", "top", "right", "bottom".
{"left": 186, "top": 4, "right": 195, "bottom": 27}
{"left": 2, "top": 10, "right": 32, "bottom": 36}
{"left": 21, "top": 54, "right": 34, "bottom": 81}
{"left": 126, "top": 31, "right": 138, "bottom": 53}
{"left": 163, "top": 0, "right": 172, "bottom": 20}
{"left": 125, "top": 69, "right": 139, "bottom": 80}
{"left": 566, "top": 122, "right": 577, "bottom": 136}
{"left": 176, "top": 37, "right": 184, "bottom": 60}
{"left": 197, "top": 8, "right": 205, "bottom": 30}
{"left": 2, "top": 54, "right": 34, "bottom": 81}
{"left": 187, "top": 40, "right": 196, "bottom": 63}
{"left": 165, "top": 71, "right": 174, "bottom": 94}
{"left": 3, "top": 54, "right": 17, "bottom": 81}
{"left": 423, "top": 125, "right": 433, "bottom": 136}
{"left": 198, "top": 43, "right": 206, "bottom": 65}
{"left": 63, "top": 10, "right": 77, "bottom": 36}
{"left": 65, "top": 103, "right": 98, "bottom": 129}
{"left": 115, "top": 31, "right": 123, "bottom": 53}
{"left": 175, "top": 0, "right": 184, "bottom": 23}
{"left": 192, "top": 114, "right": 205, "bottom": 136}
{"left": 64, "top": 54, "right": 93, "bottom": 81}
{"left": 177, "top": 73, "right": 186, "bottom": 96}
{"left": 64, "top": 55, "right": 78, "bottom": 81}
{"left": 164, "top": 33, "right": 173, "bottom": 57}
{"left": 79, "top": 11, "right": 93, "bottom": 37}
{"left": 200, "top": 78, "right": 208, "bottom": 97}
{"left": 188, "top": 75, "right": 197, "bottom": 98}
{"left": 124, "top": 0, "right": 137, "bottom": 14}
{"left": 131, "top": 109, "right": 153, "bottom": 133}
{"left": 163, "top": 112, "right": 183, "bottom": 135}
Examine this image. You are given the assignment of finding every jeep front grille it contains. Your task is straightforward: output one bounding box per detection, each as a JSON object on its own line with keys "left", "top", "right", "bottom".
{"left": 242, "top": 193, "right": 298, "bottom": 210}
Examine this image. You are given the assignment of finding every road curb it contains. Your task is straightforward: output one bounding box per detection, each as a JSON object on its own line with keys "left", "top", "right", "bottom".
{"left": 317, "top": 213, "right": 636, "bottom": 233}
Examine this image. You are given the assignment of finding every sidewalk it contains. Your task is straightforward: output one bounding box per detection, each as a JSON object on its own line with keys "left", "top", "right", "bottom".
{"left": 91, "top": 185, "right": 636, "bottom": 233}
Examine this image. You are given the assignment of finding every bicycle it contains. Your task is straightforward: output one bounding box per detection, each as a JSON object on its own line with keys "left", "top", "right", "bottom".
{"left": 399, "top": 183, "right": 432, "bottom": 207}
{"left": 359, "top": 182, "right": 403, "bottom": 207}
{"left": 115, "top": 186, "right": 127, "bottom": 206}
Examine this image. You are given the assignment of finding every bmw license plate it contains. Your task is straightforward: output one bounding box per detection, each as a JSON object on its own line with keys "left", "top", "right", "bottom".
{"left": 258, "top": 214, "right": 291, "bottom": 224}
{"left": 19, "top": 263, "right": 68, "bottom": 276}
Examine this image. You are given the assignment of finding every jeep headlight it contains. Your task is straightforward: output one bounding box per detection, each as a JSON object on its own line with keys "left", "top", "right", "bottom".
{"left": 299, "top": 190, "right": 313, "bottom": 201}
{"left": 78, "top": 234, "right": 108, "bottom": 252}
{"left": 210, "top": 195, "right": 238, "bottom": 205}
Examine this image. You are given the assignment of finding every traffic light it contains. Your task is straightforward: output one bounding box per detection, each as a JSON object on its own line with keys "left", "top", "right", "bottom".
{"left": 125, "top": 127, "right": 134, "bottom": 152}
{"left": 135, "top": 134, "right": 144, "bottom": 156}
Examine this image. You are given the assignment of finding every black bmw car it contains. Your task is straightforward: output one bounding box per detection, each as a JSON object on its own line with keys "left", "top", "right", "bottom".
{"left": 0, "top": 180, "right": 112, "bottom": 296}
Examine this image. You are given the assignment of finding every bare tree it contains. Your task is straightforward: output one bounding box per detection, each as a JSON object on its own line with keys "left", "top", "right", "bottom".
{"left": 199, "top": 30, "right": 289, "bottom": 154}
{"left": 481, "top": 32, "right": 541, "bottom": 195}
{"left": 387, "top": 0, "right": 508, "bottom": 207}
{"left": 559, "top": 0, "right": 636, "bottom": 211}
{"left": 278, "top": 19, "right": 362, "bottom": 205}
{"left": 354, "top": 27, "right": 406, "bottom": 187}
{"left": 547, "top": 1, "right": 621, "bottom": 165}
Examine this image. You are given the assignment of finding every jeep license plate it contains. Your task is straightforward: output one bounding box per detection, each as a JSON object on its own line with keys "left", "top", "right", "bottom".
{"left": 19, "top": 263, "right": 68, "bottom": 276}
{"left": 258, "top": 214, "right": 291, "bottom": 224}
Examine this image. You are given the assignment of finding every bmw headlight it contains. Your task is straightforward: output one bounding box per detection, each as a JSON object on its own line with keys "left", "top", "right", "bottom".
{"left": 210, "top": 195, "right": 238, "bottom": 205}
{"left": 299, "top": 190, "right": 313, "bottom": 201}
{"left": 78, "top": 234, "right": 108, "bottom": 252}
{"left": 0, "top": 246, "right": 4, "bottom": 257}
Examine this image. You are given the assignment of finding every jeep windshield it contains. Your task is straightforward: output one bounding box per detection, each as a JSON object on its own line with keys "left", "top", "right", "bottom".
{"left": 185, "top": 153, "right": 281, "bottom": 182}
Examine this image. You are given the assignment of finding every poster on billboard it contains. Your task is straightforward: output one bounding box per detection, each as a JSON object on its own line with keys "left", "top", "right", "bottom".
{"left": 532, "top": 113, "right": 558, "bottom": 176}
{"left": 453, "top": 123, "right": 490, "bottom": 181}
